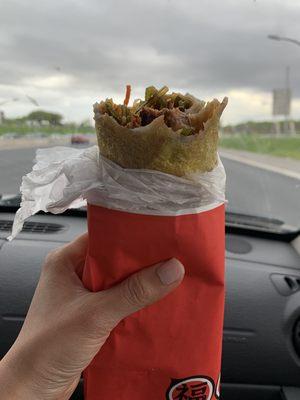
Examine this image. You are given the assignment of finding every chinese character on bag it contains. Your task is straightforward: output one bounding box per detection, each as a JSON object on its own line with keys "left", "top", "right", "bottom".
{"left": 173, "top": 382, "right": 208, "bottom": 400}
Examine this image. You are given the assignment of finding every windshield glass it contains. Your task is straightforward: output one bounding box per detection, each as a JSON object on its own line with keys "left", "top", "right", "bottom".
{"left": 0, "top": 0, "right": 299, "bottom": 229}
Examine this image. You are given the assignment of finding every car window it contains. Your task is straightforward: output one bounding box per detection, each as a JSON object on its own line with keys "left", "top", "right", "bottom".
{"left": 0, "top": 0, "right": 299, "bottom": 229}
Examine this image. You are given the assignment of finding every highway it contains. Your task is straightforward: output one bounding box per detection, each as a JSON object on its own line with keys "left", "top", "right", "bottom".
{"left": 0, "top": 146, "right": 299, "bottom": 228}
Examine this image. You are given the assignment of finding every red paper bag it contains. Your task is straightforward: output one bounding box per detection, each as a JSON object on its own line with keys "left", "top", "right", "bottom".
{"left": 8, "top": 142, "right": 226, "bottom": 399}
{"left": 82, "top": 203, "right": 225, "bottom": 400}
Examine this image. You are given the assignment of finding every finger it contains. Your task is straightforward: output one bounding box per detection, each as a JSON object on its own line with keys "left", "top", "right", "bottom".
{"left": 59, "top": 233, "right": 88, "bottom": 277}
{"left": 101, "top": 258, "right": 185, "bottom": 324}
{"left": 44, "top": 233, "right": 88, "bottom": 282}
{"left": 62, "top": 233, "right": 88, "bottom": 263}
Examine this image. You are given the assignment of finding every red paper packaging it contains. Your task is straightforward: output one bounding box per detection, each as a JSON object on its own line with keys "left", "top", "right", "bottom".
{"left": 82, "top": 200, "right": 225, "bottom": 400}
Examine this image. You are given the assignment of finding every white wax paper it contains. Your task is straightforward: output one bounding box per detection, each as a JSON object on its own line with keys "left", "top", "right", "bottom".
{"left": 8, "top": 145, "right": 226, "bottom": 240}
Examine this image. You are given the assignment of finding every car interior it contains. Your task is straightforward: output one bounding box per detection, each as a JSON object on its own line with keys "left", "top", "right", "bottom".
{"left": 0, "top": 197, "right": 300, "bottom": 400}
{"left": 1, "top": 1, "right": 300, "bottom": 399}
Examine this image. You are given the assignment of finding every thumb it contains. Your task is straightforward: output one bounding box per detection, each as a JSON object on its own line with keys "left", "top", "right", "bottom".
{"left": 101, "top": 258, "right": 185, "bottom": 323}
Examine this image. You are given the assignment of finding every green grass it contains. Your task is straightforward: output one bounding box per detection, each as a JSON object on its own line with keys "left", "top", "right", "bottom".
{"left": 0, "top": 123, "right": 94, "bottom": 136}
{"left": 220, "top": 134, "right": 300, "bottom": 160}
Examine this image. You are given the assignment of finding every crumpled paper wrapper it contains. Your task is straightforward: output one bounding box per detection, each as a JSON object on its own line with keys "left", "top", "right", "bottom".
{"left": 8, "top": 145, "right": 226, "bottom": 240}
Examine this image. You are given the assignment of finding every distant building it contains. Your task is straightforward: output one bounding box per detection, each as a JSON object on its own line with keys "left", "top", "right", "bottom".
{"left": 25, "top": 119, "right": 50, "bottom": 127}
{"left": 0, "top": 110, "right": 4, "bottom": 124}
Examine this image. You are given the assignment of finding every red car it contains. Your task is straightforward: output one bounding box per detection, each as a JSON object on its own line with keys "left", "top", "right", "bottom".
{"left": 71, "top": 134, "right": 90, "bottom": 144}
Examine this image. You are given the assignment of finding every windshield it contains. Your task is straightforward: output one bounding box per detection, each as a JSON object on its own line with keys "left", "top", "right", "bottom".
{"left": 0, "top": 0, "right": 299, "bottom": 229}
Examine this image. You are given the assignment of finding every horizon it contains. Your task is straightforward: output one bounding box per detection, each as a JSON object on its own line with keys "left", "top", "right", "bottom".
{"left": 2, "top": 106, "right": 300, "bottom": 128}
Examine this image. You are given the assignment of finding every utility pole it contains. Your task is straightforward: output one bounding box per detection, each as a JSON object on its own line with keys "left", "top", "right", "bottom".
{"left": 284, "top": 66, "right": 290, "bottom": 134}
{"left": 285, "top": 66, "right": 296, "bottom": 135}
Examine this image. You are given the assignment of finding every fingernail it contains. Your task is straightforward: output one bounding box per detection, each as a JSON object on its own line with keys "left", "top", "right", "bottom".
{"left": 156, "top": 258, "right": 185, "bottom": 285}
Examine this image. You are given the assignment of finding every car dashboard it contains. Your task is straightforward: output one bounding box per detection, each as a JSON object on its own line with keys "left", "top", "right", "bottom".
{"left": 0, "top": 210, "right": 300, "bottom": 400}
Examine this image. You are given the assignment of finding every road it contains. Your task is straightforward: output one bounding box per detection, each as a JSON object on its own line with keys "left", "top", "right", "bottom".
{"left": 0, "top": 146, "right": 299, "bottom": 227}
{"left": 224, "top": 157, "right": 299, "bottom": 228}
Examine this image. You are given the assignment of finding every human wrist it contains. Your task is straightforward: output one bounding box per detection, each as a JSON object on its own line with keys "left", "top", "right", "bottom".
{"left": 0, "top": 340, "right": 78, "bottom": 400}
{"left": 0, "top": 348, "right": 42, "bottom": 400}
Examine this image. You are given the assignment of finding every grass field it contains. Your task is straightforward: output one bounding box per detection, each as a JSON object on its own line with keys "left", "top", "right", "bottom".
{"left": 0, "top": 123, "right": 93, "bottom": 136}
{"left": 220, "top": 135, "right": 300, "bottom": 160}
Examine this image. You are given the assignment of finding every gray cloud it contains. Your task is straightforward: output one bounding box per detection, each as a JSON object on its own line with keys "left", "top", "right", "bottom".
{"left": 1, "top": 0, "right": 300, "bottom": 121}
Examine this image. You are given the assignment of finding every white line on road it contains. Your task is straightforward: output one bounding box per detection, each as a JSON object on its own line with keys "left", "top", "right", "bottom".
{"left": 220, "top": 151, "right": 300, "bottom": 180}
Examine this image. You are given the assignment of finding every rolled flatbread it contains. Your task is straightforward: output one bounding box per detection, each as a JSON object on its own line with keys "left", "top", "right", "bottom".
{"left": 94, "top": 86, "right": 228, "bottom": 177}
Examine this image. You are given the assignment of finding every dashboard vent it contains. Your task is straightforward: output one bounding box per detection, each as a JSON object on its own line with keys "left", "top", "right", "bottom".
{"left": 270, "top": 274, "right": 300, "bottom": 296}
{"left": 293, "top": 319, "right": 300, "bottom": 358}
{"left": 0, "top": 220, "right": 65, "bottom": 234}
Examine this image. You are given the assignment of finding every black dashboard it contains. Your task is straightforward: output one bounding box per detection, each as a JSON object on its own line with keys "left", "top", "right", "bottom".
{"left": 0, "top": 211, "right": 300, "bottom": 400}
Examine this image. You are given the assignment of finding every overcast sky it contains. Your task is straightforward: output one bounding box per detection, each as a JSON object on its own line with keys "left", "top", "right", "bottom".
{"left": 1, "top": 0, "right": 300, "bottom": 124}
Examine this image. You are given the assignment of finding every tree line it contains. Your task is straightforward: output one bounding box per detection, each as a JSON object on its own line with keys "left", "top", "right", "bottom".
{"left": 4, "top": 110, "right": 63, "bottom": 126}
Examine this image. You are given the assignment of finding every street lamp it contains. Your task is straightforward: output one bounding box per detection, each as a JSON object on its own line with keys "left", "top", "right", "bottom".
{"left": 268, "top": 33, "right": 300, "bottom": 86}
{"left": 268, "top": 34, "right": 300, "bottom": 47}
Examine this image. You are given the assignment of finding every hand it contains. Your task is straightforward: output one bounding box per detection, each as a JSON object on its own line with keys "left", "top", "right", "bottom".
{"left": 0, "top": 233, "right": 185, "bottom": 400}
